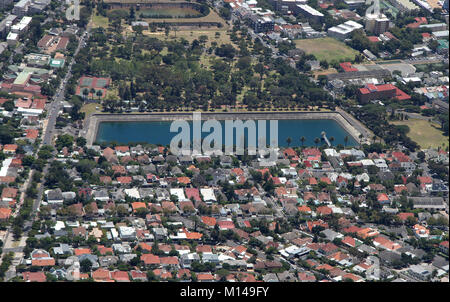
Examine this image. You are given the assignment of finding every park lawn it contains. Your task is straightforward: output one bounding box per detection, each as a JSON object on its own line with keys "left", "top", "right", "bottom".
{"left": 167, "top": 28, "right": 233, "bottom": 48}
{"left": 141, "top": 27, "right": 236, "bottom": 49}
{"left": 160, "top": 47, "right": 169, "bottom": 56}
{"left": 81, "top": 103, "right": 103, "bottom": 117}
{"left": 198, "top": 53, "right": 214, "bottom": 69}
{"left": 391, "top": 119, "right": 449, "bottom": 149}
{"left": 91, "top": 11, "right": 109, "bottom": 29}
{"left": 294, "top": 37, "right": 360, "bottom": 63}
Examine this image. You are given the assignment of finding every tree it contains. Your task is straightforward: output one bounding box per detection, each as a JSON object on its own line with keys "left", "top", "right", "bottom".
{"left": 147, "top": 270, "right": 157, "bottom": 281}
{"left": 116, "top": 205, "right": 128, "bottom": 217}
{"left": 300, "top": 136, "right": 306, "bottom": 147}
{"left": 286, "top": 137, "right": 292, "bottom": 147}
{"left": 22, "top": 155, "right": 35, "bottom": 167}
{"left": 82, "top": 88, "right": 89, "bottom": 99}
{"left": 55, "top": 134, "right": 74, "bottom": 151}
{"left": 12, "top": 224, "right": 22, "bottom": 240}
{"left": 2, "top": 100, "right": 14, "bottom": 112}
{"left": 319, "top": 60, "right": 329, "bottom": 69}
{"left": 129, "top": 6, "right": 135, "bottom": 21}
{"left": 96, "top": 90, "right": 103, "bottom": 100}
{"left": 417, "top": 151, "right": 425, "bottom": 162}
{"left": 165, "top": 26, "right": 170, "bottom": 38}
{"left": 80, "top": 259, "right": 92, "bottom": 273}
{"left": 76, "top": 137, "right": 87, "bottom": 147}
{"left": 314, "top": 137, "right": 320, "bottom": 147}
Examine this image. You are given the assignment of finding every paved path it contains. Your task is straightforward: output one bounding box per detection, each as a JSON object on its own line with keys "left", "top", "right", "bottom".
{"left": 336, "top": 107, "right": 374, "bottom": 143}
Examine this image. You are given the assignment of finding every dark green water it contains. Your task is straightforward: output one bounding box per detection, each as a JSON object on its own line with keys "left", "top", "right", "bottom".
{"left": 95, "top": 119, "right": 357, "bottom": 147}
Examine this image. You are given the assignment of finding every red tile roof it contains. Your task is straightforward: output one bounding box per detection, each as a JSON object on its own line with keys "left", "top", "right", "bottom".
{"left": 92, "top": 268, "right": 112, "bottom": 281}
{"left": 340, "top": 62, "right": 358, "bottom": 72}
{"left": 74, "top": 248, "right": 92, "bottom": 256}
{"left": 160, "top": 256, "right": 179, "bottom": 265}
{"left": 0, "top": 208, "right": 12, "bottom": 220}
{"left": 201, "top": 216, "right": 217, "bottom": 227}
{"left": 132, "top": 202, "right": 147, "bottom": 212}
{"left": 22, "top": 271, "right": 46, "bottom": 282}
{"left": 217, "top": 220, "right": 235, "bottom": 230}
{"left": 111, "top": 270, "right": 130, "bottom": 282}
{"left": 397, "top": 212, "right": 414, "bottom": 221}
{"left": 116, "top": 176, "right": 132, "bottom": 184}
{"left": 141, "top": 254, "right": 160, "bottom": 265}
{"left": 31, "top": 258, "right": 56, "bottom": 267}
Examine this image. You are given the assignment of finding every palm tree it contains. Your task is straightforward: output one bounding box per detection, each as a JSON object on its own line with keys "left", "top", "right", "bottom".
{"left": 329, "top": 136, "right": 334, "bottom": 146}
{"left": 314, "top": 137, "right": 320, "bottom": 147}
{"left": 344, "top": 135, "right": 349, "bottom": 147}
{"left": 286, "top": 137, "right": 292, "bottom": 147}
{"left": 82, "top": 88, "right": 89, "bottom": 100}
{"left": 359, "top": 134, "right": 363, "bottom": 148}
{"left": 300, "top": 136, "right": 306, "bottom": 147}
{"left": 96, "top": 90, "right": 103, "bottom": 100}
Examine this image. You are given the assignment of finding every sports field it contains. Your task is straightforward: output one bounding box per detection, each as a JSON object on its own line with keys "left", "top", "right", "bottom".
{"left": 391, "top": 119, "right": 449, "bottom": 149}
{"left": 294, "top": 37, "right": 360, "bottom": 63}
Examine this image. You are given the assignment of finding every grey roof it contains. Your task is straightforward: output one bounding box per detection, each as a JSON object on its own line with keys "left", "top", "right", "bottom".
{"left": 410, "top": 197, "right": 445, "bottom": 208}
{"left": 119, "top": 254, "right": 137, "bottom": 262}
{"left": 202, "top": 253, "right": 219, "bottom": 262}
{"left": 53, "top": 243, "right": 72, "bottom": 255}
{"left": 327, "top": 69, "right": 391, "bottom": 81}
{"left": 78, "top": 253, "right": 98, "bottom": 263}
{"left": 277, "top": 271, "right": 296, "bottom": 282}
{"left": 99, "top": 256, "right": 119, "bottom": 267}
{"left": 379, "top": 250, "right": 401, "bottom": 264}
{"left": 432, "top": 255, "right": 449, "bottom": 271}
{"left": 263, "top": 273, "right": 279, "bottom": 282}
{"left": 47, "top": 189, "right": 63, "bottom": 200}
{"left": 321, "top": 229, "right": 342, "bottom": 241}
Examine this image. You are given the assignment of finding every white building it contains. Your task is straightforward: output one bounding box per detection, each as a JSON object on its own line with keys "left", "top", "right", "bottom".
{"left": 373, "top": 158, "right": 389, "bottom": 172}
{"left": 6, "top": 31, "right": 18, "bottom": 46}
{"left": 118, "top": 226, "right": 136, "bottom": 240}
{"left": 200, "top": 188, "right": 216, "bottom": 204}
{"left": 327, "top": 20, "right": 363, "bottom": 40}
{"left": 170, "top": 188, "right": 187, "bottom": 201}
{"left": 124, "top": 188, "right": 140, "bottom": 199}
{"left": 10, "top": 16, "right": 32, "bottom": 34}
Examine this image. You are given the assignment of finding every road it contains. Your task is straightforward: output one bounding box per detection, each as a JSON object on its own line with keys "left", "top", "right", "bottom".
{"left": 0, "top": 28, "right": 89, "bottom": 280}
{"left": 34, "top": 30, "right": 89, "bottom": 213}
{"left": 229, "top": 13, "right": 279, "bottom": 58}
{"left": 403, "top": 55, "right": 447, "bottom": 65}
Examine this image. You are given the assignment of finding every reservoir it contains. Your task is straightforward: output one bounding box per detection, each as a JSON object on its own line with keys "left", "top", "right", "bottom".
{"left": 95, "top": 119, "right": 358, "bottom": 147}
